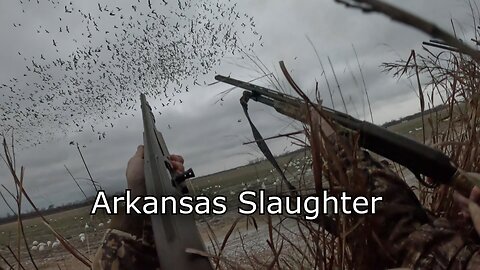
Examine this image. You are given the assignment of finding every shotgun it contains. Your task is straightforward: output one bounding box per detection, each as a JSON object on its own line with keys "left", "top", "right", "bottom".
{"left": 140, "top": 93, "right": 213, "bottom": 270}
{"left": 214, "top": 75, "right": 480, "bottom": 197}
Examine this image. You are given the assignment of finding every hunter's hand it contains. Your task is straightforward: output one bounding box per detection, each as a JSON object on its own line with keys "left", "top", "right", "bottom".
{"left": 126, "top": 145, "right": 185, "bottom": 195}
{"left": 454, "top": 186, "right": 480, "bottom": 220}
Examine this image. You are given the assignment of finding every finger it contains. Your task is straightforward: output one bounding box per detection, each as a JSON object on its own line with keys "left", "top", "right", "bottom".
{"left": 171, "top": 161, "right": 185, "bottom": 173}
{"left": 461, "top": 209, "right": 470, "bottom": 218}
{"left": 134, "top": 145, "right": 144, "bottom": 159}
{"left": 168, "top": 154, "right": 184, "bottom": 164}
{"left": 457, "top": 211, "right": 470, "bottom": 223}
{"left": 171, "top": 160, "right": 184, "bottom": 173}
{"left": 453, "top": 191, "right": 470, "bottom": 207}
{"left": 471, "top": 186, "right": 480, "bottom": 203}
{"left": 468, "top": 201, "right": 480, "bottom": 235}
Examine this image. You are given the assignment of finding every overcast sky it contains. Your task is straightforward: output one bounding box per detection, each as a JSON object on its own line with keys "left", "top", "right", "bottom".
{"left": 0, "top": 0, "right": 476, "bottom": 216}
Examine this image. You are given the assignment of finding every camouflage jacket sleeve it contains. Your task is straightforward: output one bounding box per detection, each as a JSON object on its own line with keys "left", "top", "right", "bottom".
{"left": 331, "top": 131, "right": 480, "bottom": 269}
{"left": 92, "top": 216, "right": 160, "bottom": 270}
{"left": 401, "top": 217, "right": 480, "bottom": 269}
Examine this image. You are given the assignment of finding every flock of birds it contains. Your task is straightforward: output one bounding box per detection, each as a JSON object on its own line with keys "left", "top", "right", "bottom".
{"left": 29, "top": 231, "right": 90, "bottom": 251}
{"left": 29, "top": 218, "right": 110, "bottom": 251}
{"left": 0, "top": 0, "right": 260, "bottom": 147}
{"left": 30, "top": 239, "right": 60, "bottom": 251}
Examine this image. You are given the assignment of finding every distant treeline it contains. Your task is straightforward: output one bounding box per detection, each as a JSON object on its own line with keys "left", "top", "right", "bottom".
{"left": 381, "top": 104, "right": 448, "bottom": 128}
{"left": 248, "top": 147, "right": 308, "bottom": 165}
{"left": 0, "top": 192, "right": 124, "bottom": 225}
{"left": 0, "top": 200, "right": 89, "bottom": 225}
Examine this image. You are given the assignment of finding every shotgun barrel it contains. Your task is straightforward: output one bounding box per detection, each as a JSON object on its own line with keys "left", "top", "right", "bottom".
{"left": 140, "top": 93, "right": 213, "bottom": 270}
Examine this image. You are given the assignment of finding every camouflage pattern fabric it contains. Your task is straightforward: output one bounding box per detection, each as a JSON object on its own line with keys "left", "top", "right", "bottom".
{"left": 93, "top": 218, "right": 159, "bottom": 270}
{"left": 402, "top": 218, "right": 480, "bottom": 269}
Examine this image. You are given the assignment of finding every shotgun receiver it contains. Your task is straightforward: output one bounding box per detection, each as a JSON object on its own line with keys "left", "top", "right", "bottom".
{"left": 214, "top": 75, "right": 480, "bottom": 197}
{"left": 140, "top": 93, "right": 213, "bottom": 270}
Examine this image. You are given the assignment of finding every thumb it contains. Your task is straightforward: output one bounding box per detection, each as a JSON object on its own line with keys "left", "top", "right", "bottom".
{"left": 134, "top": 145, "right": 144, "bottom": 158}
{"left": 468, "top": 201, "right": 480, "bottom": 235}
